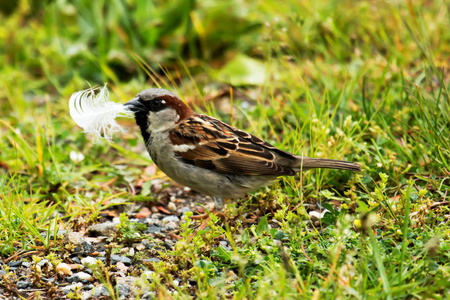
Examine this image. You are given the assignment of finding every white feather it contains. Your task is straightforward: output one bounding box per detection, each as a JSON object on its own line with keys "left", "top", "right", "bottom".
{"left": 172, "top": 144, "right": 196, "bottom": 152}
{"left": 69, "top": 84, "right": 134, "bottom": 142}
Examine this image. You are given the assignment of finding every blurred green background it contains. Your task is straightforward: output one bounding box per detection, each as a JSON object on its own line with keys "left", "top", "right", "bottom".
{"left": 2, "top": 0, "right": 448, "bottom": 96}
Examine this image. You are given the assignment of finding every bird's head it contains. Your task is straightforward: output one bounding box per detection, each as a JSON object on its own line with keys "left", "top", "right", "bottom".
{"left": 124, "top": 88, "right": 193, "bottom": 136}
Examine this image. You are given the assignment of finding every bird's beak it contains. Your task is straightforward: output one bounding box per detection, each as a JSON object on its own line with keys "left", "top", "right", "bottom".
{"left": 124, "top": 97, "right": 146, "bottom": 113}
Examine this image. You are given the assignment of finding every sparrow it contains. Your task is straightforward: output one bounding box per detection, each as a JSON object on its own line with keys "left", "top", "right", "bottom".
{"left": 124, "top": 88, "right": 360, "bottom": 210}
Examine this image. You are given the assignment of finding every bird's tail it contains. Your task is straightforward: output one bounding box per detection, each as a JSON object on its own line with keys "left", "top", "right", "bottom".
{"left": 293, "top": 157, "right": 361, "bottom": 172}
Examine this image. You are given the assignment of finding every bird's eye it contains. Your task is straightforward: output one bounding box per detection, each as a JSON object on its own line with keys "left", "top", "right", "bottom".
{"left": 148, "top": 99, "right": 166, "bottom": 111}
{"left": 152, "top": 100, "right": 162, "bottom": 107}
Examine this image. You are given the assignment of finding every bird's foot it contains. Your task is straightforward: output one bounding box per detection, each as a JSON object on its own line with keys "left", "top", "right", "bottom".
{"left": 190, "top": 197, "right": 227, "bottom": 232}
{"left": 191, "top": 211, "right": 227, "bottom": 233}
{"left": 190, "top": 197, "right": 225, "bottom": 220}
{"left": 190, "top": 207, "right": 226, "bottom": 221}
{"left": 194, "top": 211, "right": 227, "bottom": 232}
{"left": 190, "top": 206, "right": 215, "bottom": 220}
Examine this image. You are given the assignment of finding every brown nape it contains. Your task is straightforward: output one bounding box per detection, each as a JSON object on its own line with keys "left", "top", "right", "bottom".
{"left": 160, "top": 94, "right": 193, "bottom": 122}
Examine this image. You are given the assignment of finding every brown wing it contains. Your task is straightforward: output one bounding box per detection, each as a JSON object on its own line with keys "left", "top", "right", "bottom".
{"left": 169, "top": 114, "right": 297, "bottom": 176}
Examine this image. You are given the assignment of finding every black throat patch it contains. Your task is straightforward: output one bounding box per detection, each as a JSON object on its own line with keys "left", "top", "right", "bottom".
{"left": 134, "top": 112, "right": 152, "bottom": 145}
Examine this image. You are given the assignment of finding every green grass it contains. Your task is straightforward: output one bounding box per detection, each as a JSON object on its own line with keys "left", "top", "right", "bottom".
{"left": 1, "top": 0, "right": 450, "bottom": 299}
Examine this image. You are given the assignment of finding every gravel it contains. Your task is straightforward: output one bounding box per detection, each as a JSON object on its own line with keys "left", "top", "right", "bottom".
{"left": 62, "top": 283, "right": 83, "bottom": 294}
{"left": 162, "top": 215, "right": 180, "bottom": 222}
{"left": 8, "top": 260, "right": 22, "bottom": 268}
{"left": 81, "top": 256, "right": 97, "bottom": 267}
{"left": 146, "top": 225, "right": 163, "bottom": 234}
{"left": 66, "top": 271, "right": 92, "bottom": 283}
{"left": 63, "top": 232, "right": 94, "bottom": 254}
{"left": 92, "top": 285, "right": 110, "bottom": 297}
{"left": 117, "top": 283, "right": 130, "bottom": 298}
{"left": 36, "top": 259, "right": 50, "bottom": 267}
{"left": 16, "top": 280, "right": 31, "bottom": 289}
{"left": 111, "top": 254, "right": 132, "bottom": 266}
{"left": 143, "top": 257, "right": 161, "bottom": 263}
{"left": 0, "top": 184, "right": 217, "bottom": 298}
{"left": 88, "top": 221, "right": 119, "bottom": 236}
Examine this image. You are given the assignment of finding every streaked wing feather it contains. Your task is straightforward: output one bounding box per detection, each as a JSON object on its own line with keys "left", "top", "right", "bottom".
{"left": 169, "top": 114, "right": 296, "bottom": 176}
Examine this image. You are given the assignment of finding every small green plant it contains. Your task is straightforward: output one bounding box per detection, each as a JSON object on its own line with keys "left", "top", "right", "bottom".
{"left": 66, "top": 285, "right": 83, "bottom": 300}
{"left": 115, "top": 212, "right": 147, "bottom": 244}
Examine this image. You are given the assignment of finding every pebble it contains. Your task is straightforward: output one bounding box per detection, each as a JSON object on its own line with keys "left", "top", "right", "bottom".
{"left": 41, "top": 277, "right": 54, "bottom": 283}
{"left": 165, "top": 221, "right": 177, "bottom": 231}
{"left": 83, "top": 284, "right": 94, "bottom": 291}
{"left": 81, "top": 292, "right": 91, "bottom": 300}
{"left": 81, "top": 257, "right": 97, "bottom": 267}
{"left": 8, "top": 260, "right": 22, "bottom": 268}
{"left": 167, "top": 202, "right": 176, "bottom": 212}
{"left": 180, "top": 206, "right": 191, "bottom": 214}
{"left": 37, "top": 259, "right": 50, "bottom": 268}
{"left": 62, "top": 282, "right": 83, "bottom": 294}
{"left": 146, "top": 218, "right": 160, "bottom": 226}
{"left": 129, "top": 247, "right": 135, "bottom": 257}
{"left": 56, "top": 263, "right": 73, "bottom": 276}
{"left": 76, "top": 271, "right": 93, "bottom": 281}
{"left": 92, "top": 285, "right": 110, "bottom": 297}
{"left": 143, "top": 257, "right": 161, "bottom": 263}
{"left": 164, "top": 240, "right": 174, "bottom": 250}
{"left": 130, "top": 218, "right": 146, "bottom": 224}
{"left": 66, "top": 271, "right": 92, "bottom": 283}
{"left": 84, "top": 268, "right": 93, "bottom": 275}
{"left": 162, "top": 216, "right": 179, "bottom": 222}
{"left": 142, "top": 271, "right": 155, "bottom": 280}
{"left": 88, "top": 222, "right": 119, "bottom": 236}
{"left": 152, "top": 213, "right": 164, "bottom": 220}
{"left": 22, "top": 262, "right": 31, "bottom": 268}
{"left": 146, "top": 226, "right": 162, "bottom": 234}
{"left": 111, "top": 254, "right": 132, "bottom": 266}
{"left": 63, "top": 232, "right": 94, "bottom": 254}
{"left": 71, "top": 256, "right": 81, "bottom": 264}
{"left": 16, "top": 280, "right": 31, "bottom": 289}
{"left": 146, "top": 242, "right": 156, "bottom": 249}
{"left": 117, "top": 283, "right": 130, "bottom": 298}
{"left": 116, "top": 261, "right": 128, "bottom": 273}
{"left": 135, "top": 243, "right": 145, "bottom": 251}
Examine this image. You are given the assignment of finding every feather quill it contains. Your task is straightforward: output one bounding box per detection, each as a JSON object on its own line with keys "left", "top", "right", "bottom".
{"left": 69, "top": 84, "right": 134, "bottom": 142}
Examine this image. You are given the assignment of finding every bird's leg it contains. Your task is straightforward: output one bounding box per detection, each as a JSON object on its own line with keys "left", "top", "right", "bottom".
{"left": 190, "top": 197, "right": 225, "bottom": 220}
{"left": 213, "top": 197, "right": 224, "bottom": 211}
{"left": 213, "top": 197, "right": 226, "bottom": 220}
{"left": 191, "top": 197, "right": 227, "bottom": 232}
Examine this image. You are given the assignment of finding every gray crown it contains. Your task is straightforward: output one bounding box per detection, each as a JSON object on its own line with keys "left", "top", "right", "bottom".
{"left": 137, "top": 88, "right": 178, "bottom": 101}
